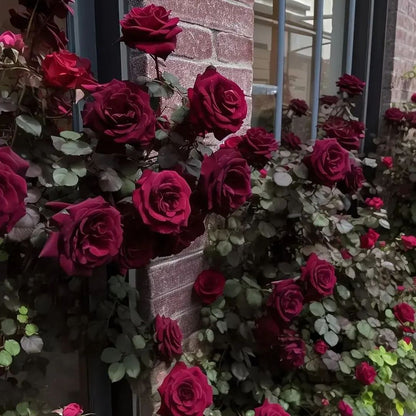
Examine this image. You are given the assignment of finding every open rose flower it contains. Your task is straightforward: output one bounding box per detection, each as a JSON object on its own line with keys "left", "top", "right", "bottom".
{"left": 320, "top": 95, "right": 338, "bottom": 106}
{"left": 133, "top": 170, "right": 191, "bottom": 234}
{"left": 193, "top": 270, "right": 225, "bottom": 304}
{"left": 303, "top": 139, "right": 350, "bottom": 187}
{"left": 381, "top": 156, "right": 393, "bottom": 169}
{"left": 412, "top": 93, "right": 416, "bottom": 103}
{"left": 365, "top": 197, "right": 384, "bottom": 210}
{"left": 393, "top": 303, "right": 415, "bottom": 323}
{"left": 267, "top": 279, "right": 304, "bottom": 324}
{"left": 342, "top": 161, "right": 364, "bottom": 193}
{"left": 322, "top": 117, "right": 364, "bottom": 150}
{"left": 301, "top": 253, "right": 337, "bottom": 301}
{"left": 154, "top": 315, "right": 183, "bottom": 361}
{"left": 121, "top": 5, "right": 182, "bottom": 59}
{"left": 82, "top": 79, "right": 155, "bottom": 147}
{"left": 281, "top": 132, "right": 301, "bottom": 150}
{"left": 0, "top": 31, "right": 25, "bottom": 51}
{"left": 188, "top": 66, "right": 247, "bottom": 140}
{"left": 277, "top": 329, "right": 306, "bottom": 369}
{"left": 314, "top": 340, "right": 328, "bottom": 355}
{"left": 406, "top": 111, "right": 416, "bottom": 128}
{"left": 355, "top": 362, "right": 377, "bottom": 385}
{"left": 360, "top": 229, "right": 380, "bottom": 249}
{"left": 336, "top": 73, "right": 365, "bottom": 96}
{"left": 62, "top": 403, "right": 83, "bottom": 416}
{"left": 40, "top": 197, "right": 123, "bottom": 276}
{"left": 222, "top": 127, "right": 278, "bottom": 168}
{"left": 158, "top": 362, "right": 213, "bottom": 416}
{"left": 384, "top": 107, "right": 405, "bottom": 123}
{"left": 401, "top": 235, "right": 416, "bottom": 250}
{"left": 198, "top": 148, "right": 251, "bottom": 216}
{"left": 289, "top": 98, "right": 308, "bottom": 116}
{"left": 338, "top": 401, "right": 353, "bottom": 416}
{"left": 42, "top": 50, "right": 96, "bottom": 90}
{"left": 0, "top": 147, "right": 28, "bottom": 235}
{"left": 254, "top": 399, "right": 290, "bottom": 416}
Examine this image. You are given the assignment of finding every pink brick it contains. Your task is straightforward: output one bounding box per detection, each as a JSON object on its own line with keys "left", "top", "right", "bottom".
{"left": 144, "top": 0, "right": 254, "bottom": 38}
{"left": 216, "top": 32, "right": 253, "bottom": 64}
{"left": 176, "top": 24, "right": 214, "bottom": 60}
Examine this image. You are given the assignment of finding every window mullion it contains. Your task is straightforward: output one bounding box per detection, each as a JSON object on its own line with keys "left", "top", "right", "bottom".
{"left": 345, "top": 0, "right": 356, "bottom": 74}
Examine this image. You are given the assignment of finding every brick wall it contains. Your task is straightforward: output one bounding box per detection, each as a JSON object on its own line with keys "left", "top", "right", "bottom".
{"left": 127, "top": 0, "right": 254, "bottom": 338}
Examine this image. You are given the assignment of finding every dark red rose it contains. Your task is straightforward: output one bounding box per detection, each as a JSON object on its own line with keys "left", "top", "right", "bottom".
{"left": 412, "top": 93, "right": 416, "bottom": 104}
{"left": 120, "top": 5, "right": 182, "bottom": 59}
{"left": 301, "top": 253, "right": 337, "bottom": 301}
{"left": 254, "top": 314, "right": 281, "bottom": 352}
{"left": 404, "top": 337, "right": 412, "bottom": 344}
{"left": 322, "top": 117, "right": 364, "bottom": 150}
{"left": 277, "top": 329, "right": 306, "bottom": 369}
{"left": 360, "top": 229, "right": 379, "bottom": 249}
{"left": 314, "top": 340, "right": 328, "bottom": 355}
{"left": 342, "top": 162, "right": 364, "bottom": 193}
{"left": 62, "top": 403, "right": 83, "bottom": 416}
{"left": 401, "top": 235, "right": 416, "bottom": 250}
{"left": 281, "top": 132, "right": 301, "bottom": 150}
{"left": 133, "top": 170, "right": 191, "bottom": 234}
{"left": 116, "top": 202, "right": 154, "bottom": 274}
{"left": 18, "top": 0, "right": 74, "bottom": 18}
{"left": 40, "top": 197, "right": 123, "bottom": 276}
{"left": 82, "top": 79, "right": 155, "bottom": 147}
{"left": 254, "top": 399, "right": 290, "bottom": 416}
{"left": 198, "top": 148, "right": 251, "bottom": 216}
{"left": 42, "top": 50, "right": 96, "bottom": 90}
{"left": 321, "top": 399, "right": 329, "bottom": 406}
{"left": 365, "top": 197, "right": 384, "bottom": 210}
{"left": 158, "top": 362, "right": 213, "bottom": 416}
{"left": 188, "top": 66, "right": 247, "bottom": 140}
{"left": 341, "top": 249, "right": 352, "bottom": 259}
{"left": 393, "top": 303, "right": 415, "bottom": 323}
{"left": 267, "top": 279, "right": 304, "bottom": 324}
{"left": 381, "top": 156, "right": 393, "bottom": 169}
{"left": 154, "top": 314, "right": 183, "bottom": 361}
{"left": 338, "top": 401, "right": 353, "bottom": 416}
{"left": 336, "top": 74, "right": 365, "bottom": 96}
{"left": 289, "top": 98, "right": 308, "bottom": 116}
{"left": 384, "top": 107, "right": 405, "bottom": 123}
{"left": 222, "top": 128, "right": 278, "bottom": 168}
{"left": 303, "top": 139, "right": 350, "bottom": 187}
{"left": 405, "top": 111, "right": 416, "bottom": 128}
{"left": 355, "top": 362, "right": 377, "bottom": 385}
{"left": 0, "top": 147, "right": 28, "bottom": 235}
{"left": 193, "top": 270, "right": 225, "bottom": 304}
{"left": 320, "top": 95, "right": 339, "bottom": 106}
{"left": 0, "top": 31, "right": 25, "bottom": 51}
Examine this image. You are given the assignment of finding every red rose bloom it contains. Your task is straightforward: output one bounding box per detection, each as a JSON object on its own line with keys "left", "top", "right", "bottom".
{"left": 198, "top": 148, "right": 251, "bottom": 216}
{"left": 229, "top": 127, "right": 278, "bottom": 168}
{"left": 82, "top": 79, "right": 155, "bottom": 147}
{"left": 322, "top": 117, "right": 364, "bottom": 150}
{"left": 42, "top": 50, "right": 96, "bottom": 90}
{"left": 320, "top": 95, "right": 339, "bottom": 106}
{"left": 340, "top": 249, "right": 352, "bottom": 259}
{"left": 158, "top": 362, "right": 213, "bottom": 416}
{"left": 338, "top": 401, "right": 353, "bottom": 416}
{"left": 404, "top": 337, "right": 412, "bottom": 344}
{"left": 355, "top": 362, "right": 377, "bottom": 385}
{"left": 281, "top": 132, "right": 302, "bottom": 150}
{"left": 154, "top": 315, "right": 183, "bottom": 361}
{"left": 267, "top": 279, "right": 304, "bottom": 324}
{"left": 0, "top": 31, "right": 25, "bottom": 51}
{"left": 384, "top": 107, "right": 405, "bottom": 123}
{"left": 254, "top": 399, "right": 290, "bottom": 416}
{"left": 133, "top": 170, "right": 191, "bottom": 234}
{"left": 405, "top": 111, "right": 416, "bottom": 128}
{"left": 412, "top": 93, "right": 416, "bottom": 104}
{"left": 62, "top": 403, "right": 83, "bottom": 416}
{"left": 365, "top": 197, "right": 384, "bottom": 210}
{"left": 120, "top": 5, "right": 182, "bottom": 59}
{"left": 0, "top": 147, "right": 28, "bottom": 235}
{"left": 40, "top": 197, "right": 123, "bottom": 276}
{"left": 188, "top": 66, "right": 247, "bottom": 140}
{"left": 401, "top": 235, "right": 416, "bottom": 250}
{"left": 289, "top": 98, "right": 308, "bottom": 116}
{"left": 303, "top": 139, "right": 350, "bottom": 187}
{"left": 393, "top": 303, "right": 415, "bottom": 323}
{"left": 300, "top": 253, "right": 337, "bottom": 301}
{"left": 116, "top": 202, "right": 155, "bottom": 274}
{"left": 336, "top": 73, "right": 365, "bottom": 96}
{"left": 381, "top": 156, "right": 393, "bottom": 169}
{"left": 254, "top": 314, "right": 281, "bottom": 352}
{"left": 277, "top": 329, "right": 306, "bottom": 369}
{"left": 314, "top": 340, "right": 328, "bottom": 355}
{"left": 360, "top": 229, "right": 380, "bottom": 249}
{"left": 193, "top": 270, "right": 226, "bottom": 304}
{"left": 342, "top": 162, "right": 364, "bottom": 193}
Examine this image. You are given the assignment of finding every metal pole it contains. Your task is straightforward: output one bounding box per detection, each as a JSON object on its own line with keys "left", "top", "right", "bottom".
{"left": 119, "top": 0, "right": 129, "bottom": 80}
{"left": 345, "top": 0, "right": 356, "bottom": 74}
{"left": 274, "top": 0, "right": 286, "bottom": 143}
{"left": 310, "top": 0, "right": 324, "bottom": 142}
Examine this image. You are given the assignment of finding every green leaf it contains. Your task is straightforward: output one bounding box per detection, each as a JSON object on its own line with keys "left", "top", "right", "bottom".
{"left": 171, "top": 106, "right": 189, "bottom": 123}
{"left": 224, "top": 280, "right": 241, "bottom": 298}
{"left": 0, "top": 350, "right": 12, "bottom": 367}
{"left": 101, "top": 347, "right": 122, "bottom": 364}
{"left": 60, "top": 130, "right": 82, "bottom": 140}
{"left": 155, "top": 129, "right": 169, "bottom": 140}
{"left": 339, "top": 360, "right": 351, "bottom": 374}
{"left": 397, "top": 382, "right": 409, "bottom": 399}
{"left": 309, "top": 302, "right": 325, "bottom": 317}
{"left": 53, "top": 168, "right": 78, "bottom": 186}
{"left": 336, "top": 285, "right": 351, "bottom": 300}
{"left": 379, "top": 218, "right": 390, "bottom": 229}
{"left": 357, "top": 321, "right": 375, "bottom": 339}
{"left": 217, "top": 241, "right": 232, "bottom": 256}
{"left": 116, "top": 334, "right": 133, "bottom": 354}
{"left": 314, "top": 318, "right": 328, "bottom": 335}
{"left": 246, "top": 288, "right": 262, "bottom": 308}
{"left": 61, "top": 140, "right": 92, "bottom": 156}
{"left": 280, "top": 388, "right": 301, "bottom": 404}
{"left": 323, "top": 298, "right": 337, "bottom": 312}
{"left": 132, "top": 335, "right": 146, "bottom": 350}
{"left": 206, "top": 329, "right": 214, "bottom": 343}
{"left": 216, "top": 320, "right": 227, "bottom": 334}
{"left": 312, "top": 213, "right": 329, "bottom": 227}
{"left": 273, "top": 171, "right": 293, "bottom": 187}
{"left": 20, "top": 335, "right": 43, "bottom": 354}
{"left": 336, "top": 219, "right": 354, "bottom": 234}
{"left": 231, "top": 362, "right": 249, "bottom": 381}
{"left": 18, "top": 306, "right": 28, "bottom": 315}
{"left": 4, "top": 340, "right": 20, "bottom": 356}
{"left": 25, "top": 324, "right": 38, "bottom": 336}
{"left": 163, "top": 71, "right": 180, "bottom": 86}
{"left": 1, "top": 319, "right": 17, "bottom": 336}
{"left": 324, "top": 330, "right": 339, "bottom": 347}
{"left": 123, "top": 354, "right": 141, "bottom": 378}
{"left": 16, "top": 402, "right": 30, "bottom": 416}
{"left": 259, "top": 221, "right": 276, "bottom": 238}
{"left": 16, "top": 114, "right": 41, "bottom": 137}
{"left": 108, "top": 362, "right": 126, "bottom": 383}
{"left": 384, "top": 385, "right": 396, "bottom": 400}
